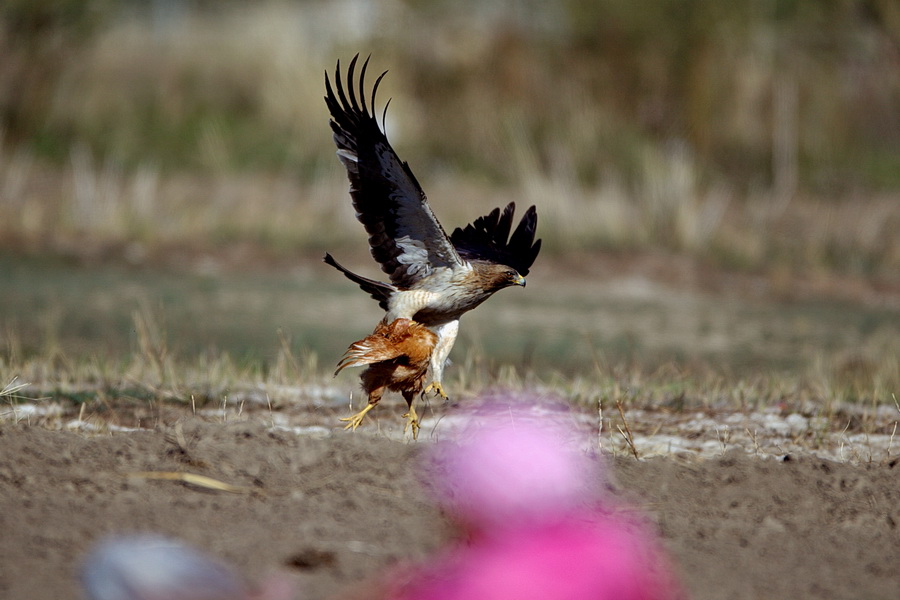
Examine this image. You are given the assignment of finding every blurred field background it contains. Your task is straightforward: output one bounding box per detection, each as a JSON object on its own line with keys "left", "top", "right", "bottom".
{"left": 1, "top": 0, "right": 898, "bottom": 419}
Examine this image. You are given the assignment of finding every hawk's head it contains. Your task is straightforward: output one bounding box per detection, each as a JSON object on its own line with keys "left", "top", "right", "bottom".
{"left": 478, "top": 264, "right": 526, "bottom": 292}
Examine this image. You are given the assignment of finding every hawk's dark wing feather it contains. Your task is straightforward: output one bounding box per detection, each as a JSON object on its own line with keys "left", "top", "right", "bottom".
{"left": 325, "top": 55, "right": 464, "bottom": 288}
{"left": 450, "top": 203, "right": 542, "bottom": 276}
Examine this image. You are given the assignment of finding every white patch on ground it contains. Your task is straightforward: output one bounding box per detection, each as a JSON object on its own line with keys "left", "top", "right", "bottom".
{"left": 1, "top": 402, "right": 65, "bottom": 422}
{"left": 65, "top": 420, "right": 147, "bottom": 433}
{"left": 4, "top": 390, "right": 895, "bottom": 464}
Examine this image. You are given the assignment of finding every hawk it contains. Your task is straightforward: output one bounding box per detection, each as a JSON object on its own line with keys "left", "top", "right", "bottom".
{"left": 334, "top": 318, "right": 438, "bottom": 438}
{"left": 324, "top": 55, "right": 541, "bottom": 402}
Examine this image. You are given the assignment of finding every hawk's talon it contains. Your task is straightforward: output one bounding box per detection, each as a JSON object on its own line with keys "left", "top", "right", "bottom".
{"left": 340, "top": 403, "right": 376, "bottom": 431}
{"left": 402, "top": 404, "right": 420, "bottom": 440}
{"left": 423, "top": 381, "right": 448, "bottom": 400}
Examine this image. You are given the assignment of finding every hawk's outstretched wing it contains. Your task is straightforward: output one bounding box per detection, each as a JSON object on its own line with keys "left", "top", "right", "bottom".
{"left": 325, "top": 55, "right": 465, "bottom": 289}
{"left": 450, "top": 202, "right": 542, "bottom": 276}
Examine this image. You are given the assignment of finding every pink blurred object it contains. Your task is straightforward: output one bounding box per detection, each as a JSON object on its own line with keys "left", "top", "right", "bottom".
{"left": 426, "top": 394, "right": 600, "bottom": 530}
{"left": 391, "top": 512, "right": 680, "bottom": 600}
{"left": 81, "top": 535, "right": 296, "bottom": 600}
{"left": 390, "top": 393, "right": 683, "bottom": 600}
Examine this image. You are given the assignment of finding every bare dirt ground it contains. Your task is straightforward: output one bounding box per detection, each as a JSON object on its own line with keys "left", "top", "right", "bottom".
{"left": 1, "top": 249, "right": 897, "bottom": 600}
{"left": 1, "top": 405, "right": 898, "bottom": 600}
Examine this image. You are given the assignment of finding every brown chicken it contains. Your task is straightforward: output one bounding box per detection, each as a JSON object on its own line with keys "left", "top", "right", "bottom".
{"left": 335, "top": 318, "right": 438, "bottom": 439}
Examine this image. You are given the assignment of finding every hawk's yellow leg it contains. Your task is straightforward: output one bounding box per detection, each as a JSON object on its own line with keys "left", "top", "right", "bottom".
{"left": 340, "top": 403, "right": 376, "bottom": 431}
{"left": 423, "top": 381, "right": 448, "bottom": 400}
{"left": 402, "top": 402, "right": 420, "bottom": 440}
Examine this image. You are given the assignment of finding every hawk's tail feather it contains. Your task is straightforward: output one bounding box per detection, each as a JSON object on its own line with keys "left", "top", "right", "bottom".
{"left": 323, "top": 253, "right": 394, "bottom": 310}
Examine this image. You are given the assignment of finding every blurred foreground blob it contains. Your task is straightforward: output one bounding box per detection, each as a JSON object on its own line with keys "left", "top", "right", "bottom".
{"left": 426, "top": 396, "right": 596, "bottom": 531}
{"left": 335, "top": 318, "right": 438, "bottom": 438}
{"left": 388, "top": 395, "right": 684, "bottom": 600}
{"left": 81, "top": 535, "right": 295, "bottom": 600}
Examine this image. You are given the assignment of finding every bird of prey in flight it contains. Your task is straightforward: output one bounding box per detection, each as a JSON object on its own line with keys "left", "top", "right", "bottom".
{"left": 324, "top": 54, "right": 541, "bottom": 413}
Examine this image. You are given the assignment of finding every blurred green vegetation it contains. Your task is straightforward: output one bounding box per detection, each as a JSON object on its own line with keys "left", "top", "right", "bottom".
{"left": 1, "top": 2, "right": 896, "bottom": 413}
{"left": 2, "top": 254, "right": 896, "bottom": 400}
{"left": 2, "top": 0, "right": 898, "bottom": 188}
{"left": 0, "top": 0, "right": 898, "bottom": 279}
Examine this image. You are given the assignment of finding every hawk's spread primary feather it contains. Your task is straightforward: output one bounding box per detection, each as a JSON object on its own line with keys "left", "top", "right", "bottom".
{"left": 324, "top": 54, "right": 541, "bottom": 399}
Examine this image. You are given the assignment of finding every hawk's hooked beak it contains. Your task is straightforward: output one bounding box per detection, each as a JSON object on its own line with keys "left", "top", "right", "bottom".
{"left": 514, "top": 274, "right": 526, "bottom": 287}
